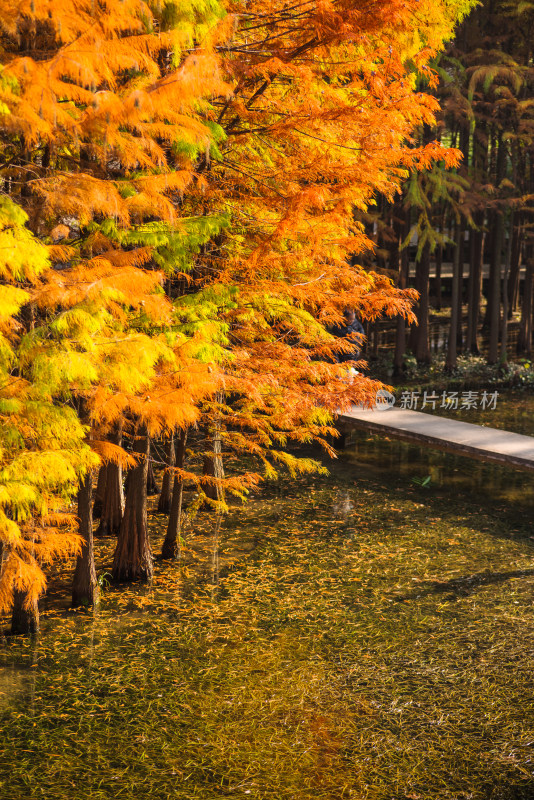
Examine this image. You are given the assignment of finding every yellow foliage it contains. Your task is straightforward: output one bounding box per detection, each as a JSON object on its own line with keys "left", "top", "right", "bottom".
{"left": 91, "top": 440, "right": 138, "bottom": 469}
{"left": 0, "top": 0, "right": 473, "bottom": 611}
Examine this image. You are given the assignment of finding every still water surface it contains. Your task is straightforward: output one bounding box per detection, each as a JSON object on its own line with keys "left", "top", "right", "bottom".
{"left": 0, "top": 393, "right": 533, "bottom": 800}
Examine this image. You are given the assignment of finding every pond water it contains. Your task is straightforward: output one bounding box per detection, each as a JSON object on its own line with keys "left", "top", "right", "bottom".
{"left": 343, "top": 390, "right": 534, "bottom": 511}
{"left": 0, "top": 393, "right": 533, "bottom": 800}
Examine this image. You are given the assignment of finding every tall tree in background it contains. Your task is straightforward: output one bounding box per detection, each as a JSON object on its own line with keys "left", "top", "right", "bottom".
{"left": 362, "top": 0, "right": 534, "bottom": 369}
{"left": 440, "top": 0, "right": 534, "bottom": 362}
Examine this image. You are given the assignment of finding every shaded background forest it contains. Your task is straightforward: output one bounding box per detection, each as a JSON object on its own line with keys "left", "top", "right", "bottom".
{"left": 362, "top": 0, "right": 534, "bottom": 372}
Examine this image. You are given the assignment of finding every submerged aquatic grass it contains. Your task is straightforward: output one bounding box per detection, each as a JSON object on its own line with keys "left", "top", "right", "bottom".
{"left": 0, "top": 441, "right": 533, "bottom": 800}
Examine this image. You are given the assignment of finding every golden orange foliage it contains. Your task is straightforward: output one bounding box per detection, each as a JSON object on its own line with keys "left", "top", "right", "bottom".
{"left": 0, "top": 0, "right": 474, "bottom": 612}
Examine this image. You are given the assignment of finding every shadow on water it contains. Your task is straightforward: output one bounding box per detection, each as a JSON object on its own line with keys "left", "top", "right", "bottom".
{"left": 394, "top": 567, "right": 534, "bottom": 601}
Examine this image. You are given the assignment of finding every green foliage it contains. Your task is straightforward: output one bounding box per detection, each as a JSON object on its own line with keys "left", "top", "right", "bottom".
{"left": 157, "top": 0, "right": 225, "bottom": 37}
{"left": 0, "top": 196, "right": 50, "bottom": 283}
{"left": 411, "top": 473, "right": 432, "bottom": 487}
{"left": 152, "top": 215, "right": 230, "bottom": 275}
{"left": 467, "top": 60, "right": 523, "bottom": 101}
{"left": 0, "top": 198, "right": 97, "bottom": 609}
{"left": 97, "top": 571, "right": 112, "bottom": 590}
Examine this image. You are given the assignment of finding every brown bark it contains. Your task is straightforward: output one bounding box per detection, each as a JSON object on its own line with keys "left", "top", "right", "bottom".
{"left": 92, "top": 465, "right": 107, "bottom": 519}
{"left": 96, "top": 427, "right": 124, "bottom": 537}
{"left": 202, "top": 433, "right": 224, "bottom": 502}
{"left": 202, "top": 393, "right": 225, "bottom": 503}
{"left": 371, "top": 320, "right": 379, "bottom": 358}
{"left": 112, "top": 428, "right": 153, "bottom": 582}
{"left": 500, "top": 210, "right": 514, "bottom": 365}
{"left": 96, "top": 462, "right": 124, "bottom": 537}
{"left": 466, "top": 218, "right": 484, "bottom": 354}
{"left": 393, "top": 207, "right": 410, "bottom": 376}
{"left": 488, "top": 210, "right": 504, "bottom": 363}
{"left": 455, "top": 124, "right": 469, "bottom": 353}
{"left": 517, "top": 255, "right": 534, "bottom": 356}
{"left": 485, "top": 134, "right": 506, "bottom": 364}
{"left": 466, "top": 117, "right": 488, "bottom": 351}
{"left": 393, "top": 314, "right": 406, "bottom": 377}
{"left": 508, "top": 224, "right": 522, "bottom": 316}
{"left": 161, "top": 429, "right": 187, "bottom": 560}
{"left": 411, "top": 241, "right": 431, "bottom": 364}
{"left": 146, "top": 451, "right": 159, "bottom": 496}
{"left": 11, "top": 589, "right": 39, "bottom": 635}
{"left": 72, "top": 470, "right": 99, "bottom": 607}
{"left": 446, "top": 224, "right": 463, "bottom": 372}
{"left": 435, "top": 242, "right": 443, "bottom": 311}
{"left": 387, "top": 202, "right": 401, "bottom": 275}
{"left": 457, "top": 239, "right": 464, "bottom": 351}
{"left": 157, "top": 436, "right": 175, "bottom": 515}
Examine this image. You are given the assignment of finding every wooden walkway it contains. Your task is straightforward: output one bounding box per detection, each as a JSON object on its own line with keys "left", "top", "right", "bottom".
{"left": 340, "top": 406, "right": 534, "bottom": 473}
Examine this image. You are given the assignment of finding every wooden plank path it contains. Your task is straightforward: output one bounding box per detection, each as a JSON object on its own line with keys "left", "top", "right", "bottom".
{"left": 340, "top": 406, "right": 534, "bottom": 473}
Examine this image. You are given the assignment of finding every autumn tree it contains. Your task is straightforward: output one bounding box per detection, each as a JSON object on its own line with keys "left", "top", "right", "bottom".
{"left": 0, "top": 0, "right": 476, "bottom": 616}
{"left": 0, "top": 0, "right": 230, "bottom": 593}
{"left": 177, "top": 0, "right": 476, "bottom": 471}
{"left": 379, "top": 0, "right": 534, "bottom": 368}
{"left": 0, "top": 197, "right": 96, "bottom": 631}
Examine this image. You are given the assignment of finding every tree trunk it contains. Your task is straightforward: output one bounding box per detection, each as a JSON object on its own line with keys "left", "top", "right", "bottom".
{"left": 500, "top": 211, "right": 514, "bottom": 365}
{"left": 455, "top": 123, "right": 469, "bottom": 353}
{"left": 412, "top": 241, "right": 431, "bottom": 364}
{"left": 72, "top": 470, "right": 99, "bottom": 607}
{"left": 446, "top": 224, "right": 462, "bottom": 372}
{"left": 11, "top": 589, "right": 39, "bottom": 635}
{"left": 157, "top": 437, "right": 175, "bottom": 515}
{"left": 202, "top": 393, "right": 225, "bottom": 503}
{"left": 457, "top": 235, "right": 464, "bottom": 351}
{"left": 435, "top": 242, "right": 443, "bottom": 311}
{"left": 467, "top": 218, "right": 484, "bottom": 354}
{"left": 92, "top": 465, "right": 107, "bottom": 519}
{"left": 488, "top": 211, "right": 504, "bottom": 363}
{"left": 202, "top": 435, "right": 224, "bottom": 502}
{"left": 96, "top": 462, "right": 124, "bottom": 537}
{"left": 486, "top": 134, "right": 506, "bottom": 363}
{"left": 161, "top": 430, "right": 187, "bottom": 560}
{"left": 508, "top": 220, "right": 521, "bottom": 317}
{"left": 393, "top": 207, "right": 410, "bottom": 376}
{"left": 146, "top": 450, "right": 158, "bottom": 496}
{"left": 393, "top": 316, "right": 406, "bottom": 377}
{"left": 96, "top": 428, "right": 124, "bottom": 537}
{"left": 517, "top": 255, "right": 534, "bottom": 356}
{"left": 112, "top": 427, "right": 153, "bottom": 582}
{"left": 467, "top": 118, "right": 488, "bottom": 352}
